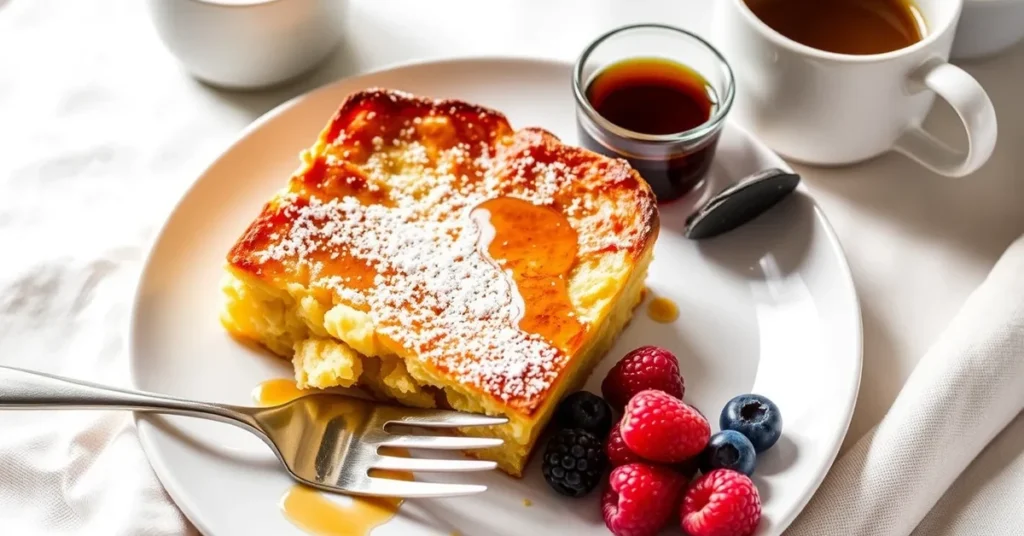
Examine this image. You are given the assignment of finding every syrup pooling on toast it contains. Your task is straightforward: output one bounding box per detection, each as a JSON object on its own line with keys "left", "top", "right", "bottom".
{"left": 472, "top": 197, "right": 587, "bottom": 354}
{"left": 228, "top": 89, "right": 658, "bottom": 413}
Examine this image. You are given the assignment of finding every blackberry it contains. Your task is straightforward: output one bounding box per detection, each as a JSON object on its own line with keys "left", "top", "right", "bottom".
{"left": 542, "top": 428, "right": 606, "bottom": 497}
{"left": 555, "top": 391, "right": 614, "bottom": 438}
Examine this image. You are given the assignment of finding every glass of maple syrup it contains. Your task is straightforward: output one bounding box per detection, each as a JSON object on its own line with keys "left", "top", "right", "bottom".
{"left": 573, "top": 24, "right": 736, "bottom": 203}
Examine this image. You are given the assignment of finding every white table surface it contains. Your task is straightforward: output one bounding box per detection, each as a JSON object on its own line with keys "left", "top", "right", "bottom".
{"left": 0, "top": 0, "right": 1022, "bottom": 532}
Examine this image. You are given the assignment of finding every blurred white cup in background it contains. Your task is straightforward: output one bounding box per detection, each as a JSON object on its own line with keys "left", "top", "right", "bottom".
{"left": 146, "top": 0, "right": 345, "bottom": 90}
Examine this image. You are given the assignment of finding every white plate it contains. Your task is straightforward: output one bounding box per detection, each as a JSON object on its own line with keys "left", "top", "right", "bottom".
{"left": 130, "top": 57, "right": 861, "bottom": 536}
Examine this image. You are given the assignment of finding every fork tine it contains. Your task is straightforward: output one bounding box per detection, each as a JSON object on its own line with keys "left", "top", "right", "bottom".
{"left": 373, "top": 455, "right": 497, "bottom": 473}
{"left": 380, "top": 435, "right": 504, "bottom": 450}
{"left": 382, "top": 408, "right": 508, "bottom": 429}
{"left": 361, "top": 476, "right": 488, "bottom": 498}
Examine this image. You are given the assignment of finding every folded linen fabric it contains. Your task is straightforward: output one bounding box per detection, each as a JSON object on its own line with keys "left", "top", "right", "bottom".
{"left": 786, "top": 234, "right": 1024, "bottom": 535}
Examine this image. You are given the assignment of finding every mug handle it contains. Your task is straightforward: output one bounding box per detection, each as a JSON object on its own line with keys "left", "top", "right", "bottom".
{"left": 893, "top": 58, "right": 997, "bottom": 177}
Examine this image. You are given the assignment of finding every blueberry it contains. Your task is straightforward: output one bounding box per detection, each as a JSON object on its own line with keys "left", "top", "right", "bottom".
{"left": 720, "top": 394, "right": 783, "bottom": 452}
{"left": 554, "top": 391, "right": 613, "bottom": 438}
{"left": 699, "top": 430, "right": 757, "bottom": 476}
{"left": 541, "top": 428, "right": 606, "bottom": 497}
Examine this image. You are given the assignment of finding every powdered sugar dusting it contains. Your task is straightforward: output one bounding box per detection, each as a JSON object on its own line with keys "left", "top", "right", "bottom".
{"left": 236, "top": 90, "right": 656, "bottom": 411}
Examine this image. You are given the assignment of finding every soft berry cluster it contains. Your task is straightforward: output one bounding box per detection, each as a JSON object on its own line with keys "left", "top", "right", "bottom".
{"left": 599, "top": 346, "right": 777, "bottom": 536}
{"left": 600, "top": 347, "right": 706, "bottom": 535}
{"left": 543, "top": 345, "right": 781, "bottom": 536}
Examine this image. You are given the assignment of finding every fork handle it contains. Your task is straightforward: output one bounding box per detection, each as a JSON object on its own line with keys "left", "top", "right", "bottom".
{"left": 0, "top": 366, "right": 260, "bottom": 431}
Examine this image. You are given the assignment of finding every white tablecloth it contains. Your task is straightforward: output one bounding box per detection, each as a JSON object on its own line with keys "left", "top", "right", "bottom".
{"left": 1, "top": 0, "right": 1022, "bottom": 534}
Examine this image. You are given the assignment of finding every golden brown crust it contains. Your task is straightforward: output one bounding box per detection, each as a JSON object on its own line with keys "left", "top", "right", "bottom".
{"left": 226, "top": 88, "right": 658, "bottom": 415}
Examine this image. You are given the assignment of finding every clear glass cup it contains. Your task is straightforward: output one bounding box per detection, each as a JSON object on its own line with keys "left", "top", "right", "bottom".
{"left": 573, "top": 24, "right": 736, "bottom": 203}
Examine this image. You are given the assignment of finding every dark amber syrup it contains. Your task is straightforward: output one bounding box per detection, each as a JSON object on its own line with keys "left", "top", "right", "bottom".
{"left": 578, "top": 58, "right": 720, "bottom": 202}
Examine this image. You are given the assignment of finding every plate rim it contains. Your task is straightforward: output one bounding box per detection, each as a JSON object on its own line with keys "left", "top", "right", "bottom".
{"left": 128, "top": 54, "right": 863, "bottom": 535}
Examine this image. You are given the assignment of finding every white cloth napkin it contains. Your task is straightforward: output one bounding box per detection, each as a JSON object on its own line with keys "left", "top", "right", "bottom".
{"left": 786, "top": 233, "right": 1024, "bottom": 535}
{"left": 0, "top": 255, "right": 196, "bottom": 536}
{"left": 0, "top": 1, "right": 200, "bottom": 533}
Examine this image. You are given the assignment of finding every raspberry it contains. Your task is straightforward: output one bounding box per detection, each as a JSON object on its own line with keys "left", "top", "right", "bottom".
{"left": 602, "top": 463, "right": 686, "bottom": 536}
{"left": 605, "top": 421, "right": 642, "bottom": 467}
{"left": 682, "top": 469, "right": 761, "bottom": 536}
{"left": 620, "top": 390, "right": 710, "bottom": 463}
{"left": 602, "top": 346, "right": 684, "bottom": 410}
{"left": 608, "top": 420, "right": 702, "bottom": 479}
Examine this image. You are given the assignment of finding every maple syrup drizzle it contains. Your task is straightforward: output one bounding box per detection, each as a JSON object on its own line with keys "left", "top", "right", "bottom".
{"left": 472, "top": 197, "right": 586, "bottom": 352}
{"left": 647, "top": 296, "right": 679, "bottom": 323}
{"left": 252, "top": 379, "right": 413, "bottom": 536}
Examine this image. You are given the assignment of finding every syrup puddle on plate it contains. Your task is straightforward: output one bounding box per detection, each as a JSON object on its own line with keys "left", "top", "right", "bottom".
{"left": 646, "top": 295, "right": 680, "bottom": 323}
{"left": 251, "top": 378, "right": 307, "bottom": 407}
{"left": 252, "top": 379, "right": 413, "bottom": 536}
{"left": 278, "top": 471, "right": 412, "bottom": 536}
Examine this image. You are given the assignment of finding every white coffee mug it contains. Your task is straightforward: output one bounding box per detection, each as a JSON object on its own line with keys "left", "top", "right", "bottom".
{"left": 711, "top": 0, "right": 998, "bottom": 177}
{"left": 147, "top": 0, "right": 345, "bottom": 90}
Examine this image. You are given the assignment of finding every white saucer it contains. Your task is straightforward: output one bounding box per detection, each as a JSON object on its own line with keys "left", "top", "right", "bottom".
{"left": 129, "top": 57, "right": 861, "bottom": 536}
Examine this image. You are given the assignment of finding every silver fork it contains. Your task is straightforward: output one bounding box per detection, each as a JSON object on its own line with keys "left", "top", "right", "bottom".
{"left": 0, "top": 366, "right": 507, "bottom": 498}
